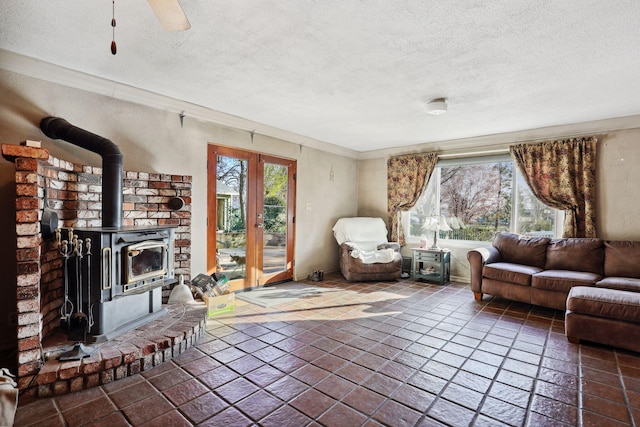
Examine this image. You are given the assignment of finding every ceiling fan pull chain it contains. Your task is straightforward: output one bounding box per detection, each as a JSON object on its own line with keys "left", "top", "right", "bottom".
{"left": 111, "top": 0, "right": 117, "bottom": 55}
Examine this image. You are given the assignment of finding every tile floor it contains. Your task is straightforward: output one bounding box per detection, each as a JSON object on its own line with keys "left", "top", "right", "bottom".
{"left": 13, "top": 274, "right": 640, "bottom": 426}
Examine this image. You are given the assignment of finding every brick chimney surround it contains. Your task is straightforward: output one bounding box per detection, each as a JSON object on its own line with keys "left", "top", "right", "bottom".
{"left": 2, "top": 143, "right": 206, "bottom": 401}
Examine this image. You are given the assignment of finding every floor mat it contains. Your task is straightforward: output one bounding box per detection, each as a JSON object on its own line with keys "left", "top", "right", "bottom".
{"left": 235, "top": 281, "right": 333, "bottom": 307}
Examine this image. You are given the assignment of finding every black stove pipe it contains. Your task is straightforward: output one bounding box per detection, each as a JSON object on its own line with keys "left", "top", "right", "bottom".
{"left": 40, "top": 117, "right": 123, "bottom": 228}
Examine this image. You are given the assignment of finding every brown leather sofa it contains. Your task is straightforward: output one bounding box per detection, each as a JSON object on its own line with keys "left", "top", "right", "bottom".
{"left": 468, "top": 232, "right": 640, "bottom": 351}
{"left": 467, "top": 232, "right": 640, "bottom": 310}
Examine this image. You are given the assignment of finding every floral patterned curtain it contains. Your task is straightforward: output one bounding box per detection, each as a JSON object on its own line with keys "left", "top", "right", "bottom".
{"left": 510, "top": 137, "right": 597, "bottom": 238}
{"left": 387, "top": 153, "right": 438, "bottom": 244}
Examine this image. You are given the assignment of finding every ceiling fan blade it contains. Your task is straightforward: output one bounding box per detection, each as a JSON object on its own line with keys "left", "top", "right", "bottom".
{"left": 147, "top": 0, "right": 191, "bottom": 32}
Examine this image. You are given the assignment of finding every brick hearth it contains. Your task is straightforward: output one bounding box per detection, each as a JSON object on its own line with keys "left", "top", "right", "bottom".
{"left": 29, "top": 303, "right": 206, "bottom": 403}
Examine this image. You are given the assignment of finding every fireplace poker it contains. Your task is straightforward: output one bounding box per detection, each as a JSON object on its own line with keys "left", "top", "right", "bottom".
{"left": 85, "top": 238, "right": 94, "bottom": 332}
{"left": 56, "top": 229, "right": 74, "bottom": 323}
{"left": 71, "top": 236, "right": 89, "bottom": 334}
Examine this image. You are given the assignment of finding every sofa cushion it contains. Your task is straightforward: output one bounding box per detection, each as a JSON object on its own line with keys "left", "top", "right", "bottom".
{"left": 596, "top": 277, "right": 640, "bottom": 293}
{"left": 545, "top": 238, "right": 604, "bottom": 275}
{"left": 532, "top": 270, "right": 600, "bottom": 293}
{"left": 483, "top": 262, "right": 542, "bottom": 286}
{"left": 493, "top": 232, "right": 550, "bottom": 269}
{"left": 604, "top": 241, "right": 640, "bottom": 279}
{"left": 567, "top": 286, "right": 640, "bottom": 323}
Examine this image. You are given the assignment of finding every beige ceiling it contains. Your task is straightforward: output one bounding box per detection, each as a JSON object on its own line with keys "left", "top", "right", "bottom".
{"left": 2, "top": 1, "right": 640, "bottom": 153}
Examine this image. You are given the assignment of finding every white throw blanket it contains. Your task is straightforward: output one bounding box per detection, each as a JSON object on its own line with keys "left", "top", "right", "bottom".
{"left": 349, "top": 246, "right": 396, "bottom": 264}
{"left": 333, "top": 217, "right": 389, "bottom": 249}
{"left": 333, "top": 218, "right": 398, "bottom": 264}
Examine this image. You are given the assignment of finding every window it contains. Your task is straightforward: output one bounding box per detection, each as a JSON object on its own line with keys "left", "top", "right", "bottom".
{"left": 407, "top": 155, "right": 563, "bottom": 242}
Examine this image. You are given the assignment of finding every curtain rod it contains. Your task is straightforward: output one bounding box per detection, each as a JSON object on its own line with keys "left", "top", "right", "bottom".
{"left": 437, "top": 148, "right": 510, "bottom": 159}
{"left": 387, "top": 132, "right": 600, "bottom": 161}
{"left": 436, "top": 132, "right": 600, "bottom": 160}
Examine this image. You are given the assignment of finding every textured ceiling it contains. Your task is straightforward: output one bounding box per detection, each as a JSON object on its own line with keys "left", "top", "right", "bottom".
{"left": 2, "top": 1, "right": 640, "bottom": 152}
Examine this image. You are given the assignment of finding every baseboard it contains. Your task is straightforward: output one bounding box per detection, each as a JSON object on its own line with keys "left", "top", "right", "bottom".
{"left": 450, "top": 275, "right": 470, "bottom": 284}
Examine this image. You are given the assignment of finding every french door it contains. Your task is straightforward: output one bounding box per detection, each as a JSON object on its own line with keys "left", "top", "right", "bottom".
{"left": 207, "top": 145, "right": 296, "bottom": 291}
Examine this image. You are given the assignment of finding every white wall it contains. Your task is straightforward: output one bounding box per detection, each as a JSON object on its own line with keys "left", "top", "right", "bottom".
{"left": 357, "top": 126, "right": 640, "bottom": 282}
{"left": 357, "top": 158, "right": 387, "bottom": 219}
{"left": 597, "top": 129, "right": 640, "bottom": 239}
{"left": 296, "top": 146, "right": 358, "bottom": 276}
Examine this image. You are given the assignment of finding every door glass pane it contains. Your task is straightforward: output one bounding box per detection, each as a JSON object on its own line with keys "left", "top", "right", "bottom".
{"left": 216, "top": 155, "right": 247, "bottom": 280}
{"left": 263, "top": 162, "right": 287, "bottom": 274}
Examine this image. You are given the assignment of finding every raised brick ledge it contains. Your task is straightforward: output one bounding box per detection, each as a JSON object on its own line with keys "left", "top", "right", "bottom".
{"left": 19, "top": 302, "right": 207, "bottom": 403}
{"left": 1, "top": 143, "right": 50, "bottom": 161}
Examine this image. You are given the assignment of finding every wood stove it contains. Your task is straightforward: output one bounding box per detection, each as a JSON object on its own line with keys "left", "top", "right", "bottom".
{"left": 38, "top": 117, "right": 180, "bottom": 344}
{"left": 59, "top": 225, "right": 176, "bottom": 342}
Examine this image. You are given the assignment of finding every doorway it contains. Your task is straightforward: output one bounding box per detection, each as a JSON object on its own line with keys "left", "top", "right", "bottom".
{"left": 207, "top": 145, "right": 296, "bottom": 291}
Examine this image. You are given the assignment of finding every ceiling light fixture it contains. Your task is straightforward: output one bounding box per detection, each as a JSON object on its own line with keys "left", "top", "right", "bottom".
{"left": 426, "top": 98, "right": 448, "bottom": 116}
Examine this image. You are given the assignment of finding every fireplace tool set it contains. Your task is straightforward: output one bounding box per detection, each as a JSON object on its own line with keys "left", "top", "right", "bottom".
{"left": 55, "top": 228, "right": 96, "bottom": 360}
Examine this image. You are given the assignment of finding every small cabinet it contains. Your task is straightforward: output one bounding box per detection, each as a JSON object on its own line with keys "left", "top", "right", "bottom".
{"left": 412, "top": 248, "right": 451, "bottom": 285}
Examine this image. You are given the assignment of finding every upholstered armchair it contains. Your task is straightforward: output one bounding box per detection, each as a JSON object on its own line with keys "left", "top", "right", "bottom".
{"left": 332, "top": 217, "right": 402, "bottom": 281}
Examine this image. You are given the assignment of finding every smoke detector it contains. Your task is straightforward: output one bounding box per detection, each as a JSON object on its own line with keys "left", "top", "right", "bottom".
{"left": 426, "top": 98, "right": 448, "bottom": 116}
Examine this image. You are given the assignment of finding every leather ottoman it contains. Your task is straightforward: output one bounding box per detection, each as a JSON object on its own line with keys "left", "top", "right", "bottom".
{"left": 565, "top": 286, "right": 640, "bottom": 353}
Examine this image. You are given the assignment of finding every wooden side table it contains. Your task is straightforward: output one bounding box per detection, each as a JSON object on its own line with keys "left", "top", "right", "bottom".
{"left": 412, "top": 248, "right": 451, "bottom": 285}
